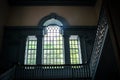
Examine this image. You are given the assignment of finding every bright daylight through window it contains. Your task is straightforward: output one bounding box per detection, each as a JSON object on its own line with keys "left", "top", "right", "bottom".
{"left": 42, "top": 25, "right": 65, "bottom": 65}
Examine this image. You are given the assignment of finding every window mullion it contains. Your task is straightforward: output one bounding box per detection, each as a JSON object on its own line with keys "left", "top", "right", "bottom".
{"left": 64, "top": 35, "right": 71, "bottom": 64}
{"left": 22, "top": 35, "right": 28, "bottom": 65}
{"left": 79, "top": 36, "right": 86, "bottom": 64}
{"left": 25, "top": 37, "right": 28, "bottom": 64}
{"left": 36, "top": 35, "right": 42, "bottom": 65}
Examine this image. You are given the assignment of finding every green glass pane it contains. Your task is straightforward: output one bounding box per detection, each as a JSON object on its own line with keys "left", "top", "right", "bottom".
{"left": 27, "top": 60, "right": 30, "bottom": 64}
{"left": 60, "top": 37, "right": 62, "bottom": 40}
{"left": 28, "top": 50, "right": 31, "bottom": 54}
{"left": 72, "top": 54, "right": 76, "bottom": 58}
{"left": 75, "top": 45, "right": 78, "bottom": 48}
{"left": 34, "top": 46, "right": 36, "bottom": 49}
{"left": 59, "top": 45, "right": 62, "bottom": 48}
{"left": 57, "top": 50, "right": 60, "bottom": 53}
{"left": 34, "top": 41, "right": 37, "bottom": 45}
{"left": 33, "top": 55, "right": 36, "bottom": 58}
{"left": 44, "top": 55, "right": 47, "bottom": 58}
{"left": 74, "top": 41, "right": 77, "bottom": 44}
{"left": 44, "top": 60, "right": 46, "bottom": 64}
{"left": 71, "top": 49, "right": 74, "bottom": 53}
{"left": 28, "top": 55, "right": 31, "bottom": 58}
{"left": 31, "top": 60, "right": 34, "bottom": 64}
{"left": 31, "top": 46, "right": 35, "bottom": 49}
{"left": 51, "top": 55, "right": 54, "bottom": 58}
{"left": 29, "top": 41, "right": 32, "bottom": 44}
{"left": 28, "top": 46, "right": 31, "bottom": 49}
{"left": 57, "top": 45, "right": 60, "bottom": 48}
{"left": 70, "top": 55, "right": 72, "bottom": 58}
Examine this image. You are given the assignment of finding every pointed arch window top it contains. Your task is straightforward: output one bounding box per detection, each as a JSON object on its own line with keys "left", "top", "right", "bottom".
{"left": 43, "top": 25, "right": 63, "bottom": 35}
{"left": 43, "top": 18, "right": 63, "bottom": 27}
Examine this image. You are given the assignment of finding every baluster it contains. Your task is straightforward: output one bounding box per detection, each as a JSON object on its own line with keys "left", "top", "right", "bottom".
{"left": 77, "top": 65, "right": 79, "bottom": 78}
{"left": 86, "top": 64, "right": 88, "bottom": 78}
{"left": 85, "top": 64, "right": 87, "bottom": 78}
{"left": 79, "top": 65, "right": 82, "bottom": 78}
{"left": 82, "top": 65, "right": 84, "bottom": 78}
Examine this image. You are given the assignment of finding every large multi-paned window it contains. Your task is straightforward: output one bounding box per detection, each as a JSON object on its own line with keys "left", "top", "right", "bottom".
{"left": 24, "top": 17, "right": 82, "bottom": 65}
{"left": 42, "top": 25, "right": 65, "bottom": 65}
{"left": 24, "top": 36, "right": 37, "bottom": 65}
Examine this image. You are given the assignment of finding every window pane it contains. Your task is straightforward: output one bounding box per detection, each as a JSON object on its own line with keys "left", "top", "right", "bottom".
{"left": 24, "top": 36, "right": 37, "bottom": 65}
{"left": 42, "top": 25, "right": 65, "bottom": 65}
{"left": 69, "top": 35, "right": 82, "bottom": 64}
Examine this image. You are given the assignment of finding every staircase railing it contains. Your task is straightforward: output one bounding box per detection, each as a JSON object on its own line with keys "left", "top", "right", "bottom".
{"left": 0, "top": 66, "right": 15, "bottom": 80}
{"left": 15, "top": 64, "right": 91, "bottom": 80}
{"left": 89, "top": 8, "right": 109, "bottom": 80}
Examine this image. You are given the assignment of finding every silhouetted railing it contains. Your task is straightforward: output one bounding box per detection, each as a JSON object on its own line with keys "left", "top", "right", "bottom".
{"left": 0, "top": 66, "right": 15, "bottom": 80}
{"left": 15, "top": 64, "right": 91, "bottom": 80}
{"left": 90, "top": 8, "right": 108, "bottom": 79}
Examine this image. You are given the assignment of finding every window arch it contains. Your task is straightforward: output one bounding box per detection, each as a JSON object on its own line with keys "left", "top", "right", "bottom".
{"left": 43, "top": 18, "right": 63, "bottom": 27}
{"left": 38, "top": 13, "right": 68, "bottom": 28}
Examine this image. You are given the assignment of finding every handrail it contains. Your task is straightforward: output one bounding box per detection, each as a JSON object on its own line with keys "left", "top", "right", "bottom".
{"left": 89, "top": 7, "right": 109, "bottom": 80}
{"left": 17, "top": 63, "right": 88, "bottom": 66}
{"left": 15, "top": 63, "right": 91, "bottom": 80}
{"left": 0, "top": 65, "right": 15, "bottom": 80}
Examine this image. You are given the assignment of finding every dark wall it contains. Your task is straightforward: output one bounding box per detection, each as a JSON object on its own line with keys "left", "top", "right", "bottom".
{"left": 107, "top": 0, "right": 120, "bottom": 49}
{"left": 105, "top": 0, "right": 120, "bottom": 73}
{"left": 1, "top": 27, "right": 41, "bottom": 69}
{"left": 94, "top": 30, "right": 120, "bottom": 80}
{"left": 0, "top": 28, "right": 21, "bottom": 74}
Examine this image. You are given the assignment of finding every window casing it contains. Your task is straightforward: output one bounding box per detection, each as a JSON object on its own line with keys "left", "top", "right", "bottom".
{"left": 69, "top": 35, "right": 82, "bottom": 64}
{"left": 24, "top": 17, "right": 83, "bottom": 65}
{"left": 24, "top": 36, "right": 37, "bottom": 65}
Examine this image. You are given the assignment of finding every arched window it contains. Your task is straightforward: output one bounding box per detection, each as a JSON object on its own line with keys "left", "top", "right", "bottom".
{"left": 42, "top": 18, "right": 65, "bottom": 65}
{"left": 24, "top": 13, "right": 83, "bottom": 66}
{"left": 24, "top": 36, "right": 37, "bottom": 65}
